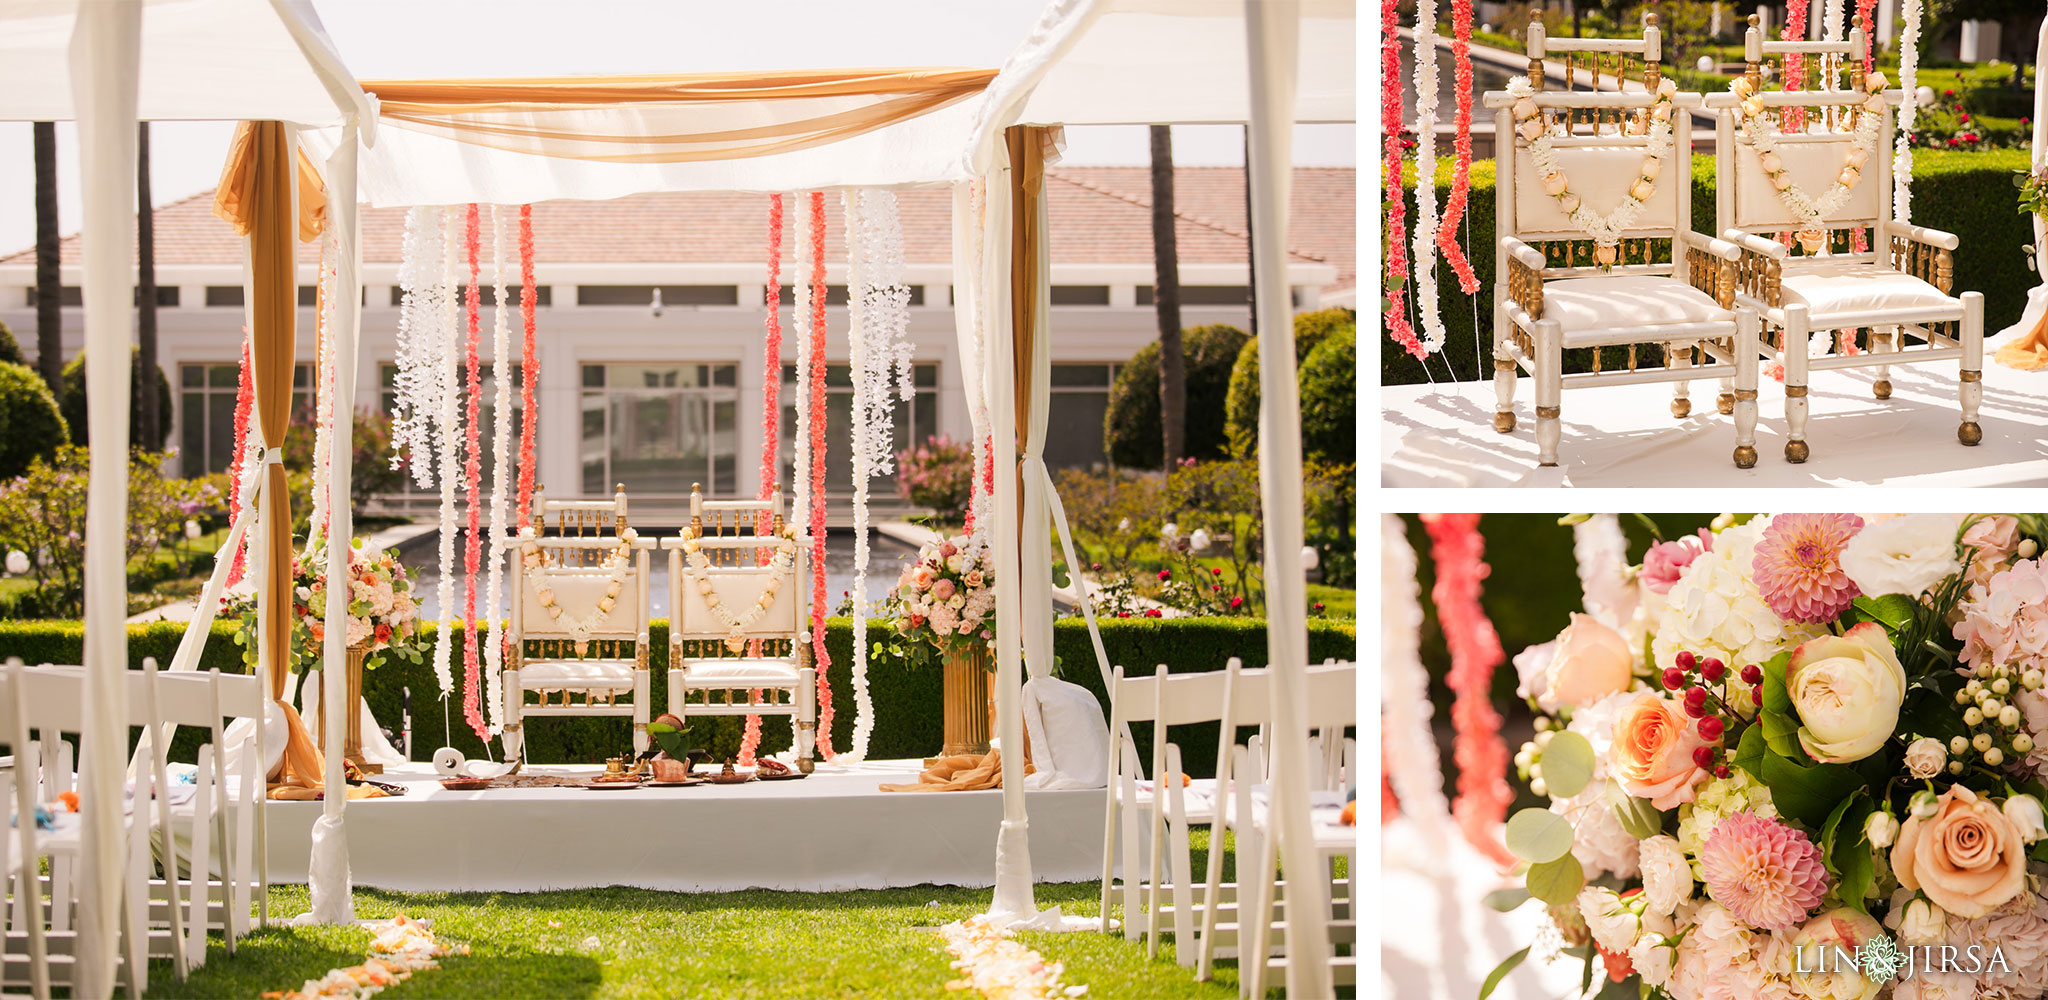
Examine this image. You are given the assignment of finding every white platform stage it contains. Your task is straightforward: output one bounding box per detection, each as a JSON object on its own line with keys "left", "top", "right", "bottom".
{"left": 1381, "top": 818, "right": 1585, "bottom": 1000}
{"left": 263, "top": 761, "right": 1106, "bottom": 894}
{"left": 1382, "top": 356, "right": 2048, "bottom": 487}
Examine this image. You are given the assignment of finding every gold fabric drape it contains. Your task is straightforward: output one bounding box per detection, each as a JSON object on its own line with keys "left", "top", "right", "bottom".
{"left": 1007, "top": 125, "right": 1048, "bottom": 459}
{"left": 357, "top": 67, "right": 996, "bottom": 165}
{"left": 1997, "top": 309, "right": 2048, "bottom": 370}
{"left": 213, "top": 121, "right": 328, "bottom": 241}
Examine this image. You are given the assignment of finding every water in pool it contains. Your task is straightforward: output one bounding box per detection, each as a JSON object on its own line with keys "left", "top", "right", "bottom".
{"left": 1399, "top": 42, "right": 1518, "bottom": 126}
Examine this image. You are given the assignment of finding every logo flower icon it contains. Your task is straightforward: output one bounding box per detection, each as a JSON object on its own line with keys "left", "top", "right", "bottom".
{"left": 1859, "top": 934, "right": 1905, "bottom": 982}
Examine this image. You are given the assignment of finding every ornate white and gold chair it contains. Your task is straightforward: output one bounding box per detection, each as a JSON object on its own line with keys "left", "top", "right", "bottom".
{"left": 1709, "top": 14, "right": 1984, "bottom": 462}
{"left": 1486, "top": 13, "right": 1761, "bottom": 468}
{"left": 502, "top": 484, "right": 654, "bottom": 765}
{"left": 661, "top": 484, "right": 817, "bottom": 773}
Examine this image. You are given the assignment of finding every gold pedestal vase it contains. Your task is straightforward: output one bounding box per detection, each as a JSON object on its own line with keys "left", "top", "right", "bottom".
{"left": 935, "top": 644, "right": 993, "bottom": 760}
{"left": 315, "top": 642, "right": 381, "bottom": 776}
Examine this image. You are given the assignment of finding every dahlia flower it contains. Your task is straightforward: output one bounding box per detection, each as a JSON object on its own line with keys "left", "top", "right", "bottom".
{"left": 1697, "top": 811, "right": 1829, "bottom": 931}
{"left": 1750, "top": 512, "right": 1863, "bottom": 622}
{"left": 1653, "top": 517, "right": 1827, "bottom": 677}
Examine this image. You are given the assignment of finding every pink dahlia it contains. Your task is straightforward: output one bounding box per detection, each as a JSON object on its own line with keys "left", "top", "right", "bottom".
{"left": 1698, "top": 811, "right": 1830, "bottom": 931}
{"left": 1752, "top": 513, "right": 1864, "bottom": 622}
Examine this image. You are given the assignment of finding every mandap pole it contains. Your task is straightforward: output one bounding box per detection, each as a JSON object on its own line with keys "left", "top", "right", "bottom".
{"left": 1243, "top": 1, "right": 1334, "bottom": 996}
{"left": 70, "top": 4, "right": 142, "bottom": 995}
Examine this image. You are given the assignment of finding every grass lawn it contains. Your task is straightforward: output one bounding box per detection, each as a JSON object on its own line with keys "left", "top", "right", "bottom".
{"left": 1305, "top": 584, "right": 1356, "bottom": 620}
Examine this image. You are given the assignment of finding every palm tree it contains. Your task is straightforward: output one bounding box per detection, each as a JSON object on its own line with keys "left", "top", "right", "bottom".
{"left": 137, "top": 122, "right": 159, "bottom": 450}
{"left": 33, "top": 122, "right": 60, "bottom": 398}
{"left": 1149, "top": 125, "right": 1185, "bottom": 467}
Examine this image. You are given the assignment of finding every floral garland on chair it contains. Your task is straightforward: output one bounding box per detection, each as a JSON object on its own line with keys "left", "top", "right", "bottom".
{"left": 1506, "top": 75, "right": 1678, "bottom": 266}
{"left": 519, "top": 527, "right": 638, "bottom": 645}
{"left": 678, "top": 526, "right": 799, "bottom": 654}
{"left": 1729, "top": 72, "right": 1886, "bottom": 251}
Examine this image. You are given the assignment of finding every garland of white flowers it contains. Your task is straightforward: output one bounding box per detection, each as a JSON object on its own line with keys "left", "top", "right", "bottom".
{"left": 1730, "top": 72, "right": 1886, "bottom": 248}
{"left": 519, "top": 527, "right": 638, "bottom": 645}
{"left": 1571, "top": 514, "right": 1632, "bottom": 631}
{"left": 1893, "top": 0, "right": 1923, "bottom": 221}
{"left": 965, "top": 179, "right": 991, "bottom": 534}
{"left": 1382, "top": 514, "right": 1451, "bottom": 839}
{"left": 391, "top": 206, "right": 448, "bottom": 490}
{"left": 1411, "top": 0, "right": 1446, "bottom": 353}
{"left": 303, "top": 236, "right": 338, "bottom": 557}
{"left": 841, "top": 188, "right": 910, "bottom": 763}
{"left": 483, "top": 206, "right": 512, "bottom": 735}
{"left": 678, "top": 526, "right": 799, "bottom": 653}
{"left": 1506, "top": 76, "right": 1677, "bottom": 265}
{"left": 431, "top": 207, "right": 463, "bottom": 698}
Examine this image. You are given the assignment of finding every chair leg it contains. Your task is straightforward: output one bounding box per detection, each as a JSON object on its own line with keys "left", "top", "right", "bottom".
{"left": 502, "top": 668, "right": 524, "bottom": 768}
{"left": 1492, "top": 306, "right": 1518, "bottom": 434}
{"left": 1669, "top": 340, "right": 1692, "bottom": 418}
{"left": 1535, "top": 319, "right": 1563, "bottom": 467}
{"left": 796, "top": 668, "right": 816, "bottom": 773}
{"left": 1783, "top": 306, "right": 1811, "bottom": 463}
{"left": 1716, "top": 374, "right": 1735, "bottom": 415}
{"left": 1960, "top": 292, "right": 1985, "bottom": 445}
{"left": 1733, "top": 314, "right": 1760, "bottom": 469}
{"left": 1873, "top": 325, "right": 1895, "bottom": 399}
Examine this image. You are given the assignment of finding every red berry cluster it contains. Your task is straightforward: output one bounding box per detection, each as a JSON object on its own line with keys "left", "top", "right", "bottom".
{"left": 1662, "top": 649, "right": 1759, "bottom": 780}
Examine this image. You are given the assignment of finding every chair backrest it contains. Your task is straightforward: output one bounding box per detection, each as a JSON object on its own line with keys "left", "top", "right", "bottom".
{"left": 529, "top": 482, "right": 629, "bottom": 539}
{"left": 667, "top": 485, "right": 803, "bottom": 646}
{"left": 513, "top": 530, "right": 652, "bottom": 645}
{"left": 1492, "top": 14, "right": 1696, "bottom": 272}
{"left": 1714, "top": 13, "right": 1890, "bottom": 237}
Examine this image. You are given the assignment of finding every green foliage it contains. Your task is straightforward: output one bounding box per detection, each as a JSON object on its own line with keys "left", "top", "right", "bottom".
{"left": 891, "top": 434, "right": 974, "bottom": 522}
{"left": 1104, "top": 324, "right": 1249, "bottom": 469}
{"left": 1506, "top": 806, "right": 1575, "bottom": 862}
{"left": 1525, "top": 852, "right": 1585, "bottom": 906}
{"left": 1384, "top": 151, "right": 2037, "bottom": 386}
{"left": 58, "top": 346, "right": 174, "bottom": 451}
{"left": 282, "top": 406, "right": 405, "bottom": 511}
{"left": 0, "top": 361, "right": 67, "bottom": 479}
{"left": 1223, "top": 307, "right": 1354, "bottom": 459}
{"left": 0, "top": 446, "right": 224, "bottom": 618}
{"left": 0, "top": 615, "right": 1355, "bottom": 779}
{"left": 1298, "top": 326, "right": 1355, "bottom": 465}
{"left": 0, "top": 321, "right": 24, "bottom": 366}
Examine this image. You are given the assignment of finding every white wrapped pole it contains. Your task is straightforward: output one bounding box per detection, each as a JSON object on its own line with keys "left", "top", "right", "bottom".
{"left": 2034, "top": 19, "right": 2048, "bottom": 281}
{"left": 1244, "top": 2, "right": 1333, "bottom": 996}
{"left": 305, "top": 121, "right": 361, "bottom": 925}
{"left": 70, "top": 5, "right": 142, "bottom": 995}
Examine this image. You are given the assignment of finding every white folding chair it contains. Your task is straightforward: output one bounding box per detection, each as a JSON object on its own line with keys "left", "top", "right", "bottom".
{"left": 1099, "top": 663, "right": 1225, "bottom": 945}
{"left": 661, "top": 484, "right": 817, "bottom": 772}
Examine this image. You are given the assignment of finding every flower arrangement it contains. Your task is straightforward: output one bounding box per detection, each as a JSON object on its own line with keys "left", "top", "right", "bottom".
{"left": 1485, "top": 512, "right": 2048, "bottom": 1000}
{"left": 877, "top": 532, "right": 995, "bottom": 669}
{"left": 227, "top": 537, "right": 422, "bottom": 676}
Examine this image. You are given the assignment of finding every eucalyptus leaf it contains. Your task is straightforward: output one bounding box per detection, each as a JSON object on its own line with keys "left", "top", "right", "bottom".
{"left": 1542, "top": 730, "right": 1595, "bottom": 799}
{"left": 1527, "top": 852, "right": 1585, "bottom": 906}
{"left": 1478, "top": 946, "right": 1531, "bottom": 1000}
{"left": 1482, "top": 886, "right": 1531, "bottom": 912}
{"left": 1505, "top": 807, "right": 1575, "bottom": 864}
{"left": 1606, "top": 781, "right": 1666, "bottom": 840}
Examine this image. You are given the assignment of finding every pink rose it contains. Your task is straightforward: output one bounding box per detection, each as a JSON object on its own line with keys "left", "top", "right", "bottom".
{"left": 1891, "top": 786, "right": 2026, "bottom": 918}
{"left": 1611, "top": 693, "right": 1711, "bottom": 809}
{"left": 1641, "top": 530, "right": 1712, "bottom": 595}
{"left": 1544, "top": 614, "right": 1635, "bottom": 709}
{"left": 939, "top": 542, "right": 958, "bottom": 558}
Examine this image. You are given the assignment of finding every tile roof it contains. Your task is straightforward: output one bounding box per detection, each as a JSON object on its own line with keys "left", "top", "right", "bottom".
{"left": 0, "top": 166, "right": 1355, "bottom": 293}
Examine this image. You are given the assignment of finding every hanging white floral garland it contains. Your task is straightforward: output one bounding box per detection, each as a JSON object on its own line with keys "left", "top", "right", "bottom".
{"left": 303, "top": 236, "right": 339, "bottom": 557}
{"left": 391, "top": 206, "right": 448, "bottom": 490}
{"left": 1382, "top": 514, "right": 1451, "bottom": 840}
{"left": 841, "top": 188, "right": 911, "bottom": 763}
{"left": 431, "top": 206, "right": 463, "bottom": 698}
{"left": 964, "top": 180, "right": 991, "bottom": 536}
{"left": 1411, "top": 0, "right": 1446, "bottom": 354}
{"left": 483, "top": 206, "right": 512, "bottom": 736}
{"left": 1570, "top": 514, "right": 1633, "bottom": 630}
{"left": 1729, "top": 72, "right": 1885, "bottom": 250}
{"left": 1893, "top": 0, "right": 1923, "bottom": 221}
{"left": 678, "top": 526, "right": 799, "bottom": 653}
{"left": 518, "top": 528, "right": 637, "bottom": 647}
{"left": 1505, "top": 76, "right": 1677, "bottom": 265}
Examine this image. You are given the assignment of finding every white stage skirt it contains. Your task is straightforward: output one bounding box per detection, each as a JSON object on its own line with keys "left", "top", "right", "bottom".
{"left": 1383, "top": 356, "right": 2048, "bottom": 487}
{"left": 263, "top": 761, "right": 1106, "bottom": 893}
{"left": 1382, "top": 818, "right": 1588, "bottom": 1000}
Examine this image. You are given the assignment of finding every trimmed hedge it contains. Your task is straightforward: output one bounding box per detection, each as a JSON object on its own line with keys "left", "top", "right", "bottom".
{"left": 1384, "top": 149, "right": 2036, "bottom": 386}
{"left": 1104, "top": 324, "right": 1250, "bottom": 469}
{"left": 0, "top": 360, "right": 67, "bottom": 479}
{"left": 0, "top": 616, "right": 1357, "bottom": 779}
{"left": 59, "top": 347, "right": 173, "bottom": 451}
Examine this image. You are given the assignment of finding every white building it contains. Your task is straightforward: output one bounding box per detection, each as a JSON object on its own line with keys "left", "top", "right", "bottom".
{"left": 0, "top": 166, "right": 1353, "bottom": 511}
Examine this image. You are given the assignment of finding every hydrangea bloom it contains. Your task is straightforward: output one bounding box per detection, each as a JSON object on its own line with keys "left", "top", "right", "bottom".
{"left": 1653, "top": 517, "right": 1827, "bottom": 675}
{"left": 1750, "top": 513, "right": 1863, "bottom": 623}
{"left": 1954, "top": 558, "right": 2048, "bottom": 675}
{"left": 1698, "top": 812, "right": 1829, "bottom": 932}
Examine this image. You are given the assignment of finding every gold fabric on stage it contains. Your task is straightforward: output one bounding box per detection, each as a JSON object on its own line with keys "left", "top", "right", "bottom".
{"left": 1996, "top": 308, "right": 2048, "bottom": 370}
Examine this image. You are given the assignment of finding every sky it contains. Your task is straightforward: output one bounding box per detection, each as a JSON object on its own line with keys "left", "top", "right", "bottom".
{"left": 0, "top": 0, "right": 1356, "bottom": 255}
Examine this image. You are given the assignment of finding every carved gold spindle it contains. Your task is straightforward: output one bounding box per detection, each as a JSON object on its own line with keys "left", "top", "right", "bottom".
{"left": 1936, "top": 248, "right": 1953, "bottom": 294}
{"left": 1628, "top": 343, "right": 1639, "bottom": 372}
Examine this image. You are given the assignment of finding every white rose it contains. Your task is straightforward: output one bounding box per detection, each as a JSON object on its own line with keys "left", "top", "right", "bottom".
{"left": 1784, "top": 622, "right": 1908, "bottom": 763}
{"left": 1897, "top": 895, "right": 1947, "bottom": 946}
{"left": 1839, "top": 513, "right": 1962, "bottom": 597}
{"left": 1576, "top": 885, "right": 1639, "bottom": 954}
{"left": 1904, "top": 736, "right": 1947, "bottom": 779}
{"left": 1629, "top": 933, "right": 1674, "bottom": 987}
{"left": 1638, "top": 835, "right": 1692, "bottom": 916}
{"left": 1864, "top": 810, "right": 1899, "bottom": 850}
{"left": 2003, "top": 794, "right": 2047, "bottom": 844}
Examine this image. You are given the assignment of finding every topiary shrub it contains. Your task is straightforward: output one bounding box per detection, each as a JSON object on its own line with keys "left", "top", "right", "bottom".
{"left": 1225, "top": 307, "right": 1356, "bottom": 457}
{"left": 0, "top": 321, "right": 24, "bottom": 367}
{"left": 0, "top": 361, "right": 67, "bottom": 479}
{"left": 1104, "top": 323, "right": 1249, "bottom": 469}
{"left": 59, "top": 346, "right": 173, "bottom": 450}
{"left": 1299, "top": 326, "right": 1356, "bottom": 464}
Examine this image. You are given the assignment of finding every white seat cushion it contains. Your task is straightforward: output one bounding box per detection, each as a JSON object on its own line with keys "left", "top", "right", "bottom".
{"left": 1778, "top": 264, "right": 1955, "bottom": 319}
{"left": 1021, "top": 676, "right": 1110, "bottom": 790}
{"left": 1536, "top": 275, "right": 1734, "bottom": 341}
{"left": 519, "top": 660, "right": 636, "bottom": 693}
{"left": 675, "top": 658, "right": 803, "bottom": 689}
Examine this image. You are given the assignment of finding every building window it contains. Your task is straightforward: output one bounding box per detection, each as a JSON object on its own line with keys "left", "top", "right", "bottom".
{"left": 1049, "top": 285, "right": 1111, "bottom": 306}
{"left": 25, "top": 286, "right": 175, "bottom": 307}
{"left": 577, "top": 285, "right": 737, "bottom": 307}
{"left": 178, "top": 362, "right": 310, "bottom": 478}
{"left": 775, "top": 285, "right": 925, "bottom": 307}
{"left": 206, "top": 286, "right": 244, "bottom": 307}
{"left": 580, "top": 363, "right": 739, "bottom": 496}
{"left": 778, "top": 362, "right": 939, "bottom": 497}
{"left": 374, "top": 363, "right": 526, "bottom": 495}
{"left": 1135, "top": 284, "right": 1250, "bottom": 307}
{"left": 1045, "top": 363, "right": 1121, "bottom": 471}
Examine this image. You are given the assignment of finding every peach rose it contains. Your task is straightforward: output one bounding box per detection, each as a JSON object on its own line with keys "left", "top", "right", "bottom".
{"left": 1611, "top": 692, "right": 1711, "bottom": 809}
{"left": 1890, "top": 785, "right": 2026, "bottom": 918}
{"left": 1545, "top": 614, "right": 1635, "bottom": 709}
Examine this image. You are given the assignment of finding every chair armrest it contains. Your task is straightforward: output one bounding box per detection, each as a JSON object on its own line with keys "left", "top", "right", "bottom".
{"left": 1499, "top": 237, "right": 1545, "bottom": 323}
{"left": 1882, "top": 223, "right": 1958, "bottom": 294}
{"left": 1680, "top": 233, "right": 1741, "bottom": 309}
{"left": 1883, "top": 220, "right": 1959, "bottom": 251}
{"left": 1678, "top": 230, "right": 1740, "bottom": 262}
{"left": 1500, "top": 235, "right": 1546, "bottom": 273}
{"left": 1719, "top": 229, "right": 1784, "bottom": 310}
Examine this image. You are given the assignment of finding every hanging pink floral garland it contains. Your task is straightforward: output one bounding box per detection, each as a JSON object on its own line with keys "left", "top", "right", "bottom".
{"left": 1383, "top": 0, "right": 1421, "bottom": 358}
{"left": 806, "top": 191, "right": 835, "bottom": 760}
{"left": 737, "top": 194, "right": 787, "bottom": 766}
{"left": 1434, "top": 0, "right": 1480, "bottom": 294}
{"left": 517, "top": 205, "right": 538, "bottom": 531}
{"left": 225, "top": 333, "right": 255, "bottom": 588}
{"left": 460, "top": 204, "right": 488, "bottom": 742}
{"left": 1420, "top": 513, "right": 1515, "bottom": 868}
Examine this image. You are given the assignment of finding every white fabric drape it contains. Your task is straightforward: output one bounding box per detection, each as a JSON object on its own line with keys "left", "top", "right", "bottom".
{"left": 1243, "top": 2, "right": 1332, "bottom": 995}
{"left": 1996, "top": 18, "right": 2048, "bottom": 341}
{"left": 70, "top": 5, "right": 142, "bottom": 995}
